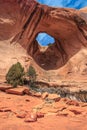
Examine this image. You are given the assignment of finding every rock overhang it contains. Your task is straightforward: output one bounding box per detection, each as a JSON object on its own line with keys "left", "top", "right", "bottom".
{"left": 0, "top": 0, "right": 87, "bottom": 73}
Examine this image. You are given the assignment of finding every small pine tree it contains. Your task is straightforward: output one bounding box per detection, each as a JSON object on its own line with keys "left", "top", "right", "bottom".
{"left": 6, "top": 62, "right": 25, "bottom": 87}
{"left": 27, "top": 65, "right": 37, "bottom": 87}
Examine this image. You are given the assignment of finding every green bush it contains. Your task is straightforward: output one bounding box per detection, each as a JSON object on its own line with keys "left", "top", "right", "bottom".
{"left": 27, "top": 65, "right": 37, "bottom": 87}
{"left": 6, "top": 62, "right": 25, "bottom": 87}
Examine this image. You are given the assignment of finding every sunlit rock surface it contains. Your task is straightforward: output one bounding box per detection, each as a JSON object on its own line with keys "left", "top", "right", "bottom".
{"left": 0, "top": 0, "right": 87, "bottom": 85}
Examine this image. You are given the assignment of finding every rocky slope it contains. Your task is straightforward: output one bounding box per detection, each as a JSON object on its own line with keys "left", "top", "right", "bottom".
{"left": 0, "top": 85, "right": 87, "bottom": 130}
{"left": 0, "top": 0, "right": 87, "bottom": 84}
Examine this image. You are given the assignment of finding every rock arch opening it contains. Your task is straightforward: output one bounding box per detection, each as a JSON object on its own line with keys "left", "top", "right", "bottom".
{"left": 36, "top": 32, "right": 55, "bottom": 46}
{"left": 32, "top": 32, "right": 62, "bottom": 70}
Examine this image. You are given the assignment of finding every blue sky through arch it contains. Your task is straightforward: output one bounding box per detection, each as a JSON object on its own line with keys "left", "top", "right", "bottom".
{"left": 36, "top": 33, "right": 55, "bottom": 46}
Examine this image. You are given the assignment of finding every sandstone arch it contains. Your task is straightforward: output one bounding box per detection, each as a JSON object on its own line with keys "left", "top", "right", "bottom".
{"left": 12, "top": 0, "right": 87, "bottom": 70}
{"left": 0, "top": 0, "right": 87, "bottom": 79}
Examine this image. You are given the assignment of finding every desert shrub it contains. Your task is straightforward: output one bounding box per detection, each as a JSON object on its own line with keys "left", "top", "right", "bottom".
{"left": 6, "top": 62, "right": 25, "bottom": 87}
{"left": 27, "top": 65, "right": 37, "bottom": 87}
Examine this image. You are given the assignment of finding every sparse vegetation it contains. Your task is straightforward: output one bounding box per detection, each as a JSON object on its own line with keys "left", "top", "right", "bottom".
{"left": 6, "top": 62, "right": 37, "bottom": 88}
{"left": 27, "top": 65, "right": 37, "bottom": 88}
{"left": 6, "top": 62, "right": 25, "bottom": 87}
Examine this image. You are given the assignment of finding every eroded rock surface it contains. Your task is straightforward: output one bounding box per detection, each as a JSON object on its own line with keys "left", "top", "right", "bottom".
{"left": 0, "top": 0, "right": 87, "bottom": 83}
{"left": 0, "top": 90, "right": 87, "bottom": 130}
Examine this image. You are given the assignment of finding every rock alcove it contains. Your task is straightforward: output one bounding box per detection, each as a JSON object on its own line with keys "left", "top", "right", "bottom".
{"left": 34, "top": 32, "right": 57, "bottom": 70}
{"left": 0, "top": 0, "right": 87, "bottom": 81}
{"left": 12, "top": 0, "right": 87, "bottom": 71}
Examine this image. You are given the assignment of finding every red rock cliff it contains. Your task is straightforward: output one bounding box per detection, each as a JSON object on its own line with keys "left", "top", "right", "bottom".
{"left": 0, "top": 0, "right": 87, "bottom": 82}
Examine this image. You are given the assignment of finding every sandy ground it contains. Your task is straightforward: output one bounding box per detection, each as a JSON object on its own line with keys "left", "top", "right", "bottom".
{"left": 0, "top": 91, "right": 87, "bottom": 130}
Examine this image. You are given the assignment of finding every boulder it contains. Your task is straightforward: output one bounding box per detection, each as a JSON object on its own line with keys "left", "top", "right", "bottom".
{"left": 57, "top": 111, "right": 68, "bottom": 117}
{"left": 33, "top": 92, "right": 42, "bottom": 98}
{"left": 69, "top": 109, "right": 82, "bottom": 115}
{"left": 16, "top": 111, "right": 27, "bottom": 118}
{"left": 0, "top": 85, "right": 12, "bottom": 92}
{"left": 47, "top": 94, "right": 61, "bottom": 101}
{"left": 41, "top": 92, "right": 49, "bottom": 99}
{"left": 66, "top": 100, "right": 79, "bottom": 106}
{"left": 0, "top": 108, "right": 12, "bottom": 112}
{"left": 5, "top": 87, "right": 30, "bottom": 96}
{"left": 36, "top": 112, "right": 44, "bottom": 118}
{"left": 23, "top": 89, "right": 30, "bottom": 95}
{"left": 24, "top": 113, "right": 37, "bottom": 122}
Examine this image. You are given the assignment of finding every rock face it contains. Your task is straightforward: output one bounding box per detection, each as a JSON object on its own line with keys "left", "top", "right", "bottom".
{"left": 0, "top": 0, "right": 87, "bottom": 82}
